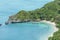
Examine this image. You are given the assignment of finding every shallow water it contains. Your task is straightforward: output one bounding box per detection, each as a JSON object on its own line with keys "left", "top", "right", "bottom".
{"left": 0, "top": 0, "right": 55, "bottom": 40}
{"left": 0, "top": 22, "right": 55, "bottom": 40}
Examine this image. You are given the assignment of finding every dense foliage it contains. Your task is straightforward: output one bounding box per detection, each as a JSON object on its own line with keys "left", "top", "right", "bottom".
{"left": 9, "top": 0, "right": 60, "bottom": 40}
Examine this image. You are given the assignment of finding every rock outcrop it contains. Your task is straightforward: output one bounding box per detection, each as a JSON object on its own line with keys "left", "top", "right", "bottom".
{"left": 0, "top": 24, "right": 2, "bottom": 26}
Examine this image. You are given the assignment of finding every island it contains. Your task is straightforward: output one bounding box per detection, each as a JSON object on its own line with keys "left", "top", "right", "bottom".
{"left": 6, "top": 0, "right": 60, "bottom": 40}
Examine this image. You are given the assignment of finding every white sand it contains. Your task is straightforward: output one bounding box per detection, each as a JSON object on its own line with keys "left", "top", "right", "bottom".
{"left": 40, "top": 20, "right": 59, "bottom": 39}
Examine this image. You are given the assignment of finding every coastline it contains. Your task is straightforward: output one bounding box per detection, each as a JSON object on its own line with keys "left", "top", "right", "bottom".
{"left": 5, "top": 19, "right": 59, "bottom": 40}
{"left": 40, "top": 20, "right": 59, "bottom": 40}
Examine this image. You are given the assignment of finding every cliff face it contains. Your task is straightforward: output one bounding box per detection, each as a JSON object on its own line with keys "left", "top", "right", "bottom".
{"left": 7, "top": 16, "right": 24, "bottom": 23}
{"left": 7, "top": 16, "right": 41, "bottom": 23}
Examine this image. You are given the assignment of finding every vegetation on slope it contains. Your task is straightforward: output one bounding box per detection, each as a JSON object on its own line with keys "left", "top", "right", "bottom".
{"left": 8, "top": 0, "right": 60, "bottom": 40}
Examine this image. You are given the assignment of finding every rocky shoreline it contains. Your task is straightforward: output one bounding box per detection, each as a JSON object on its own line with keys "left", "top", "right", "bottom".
{"left": 5, "top": 16, "right": 41, "bottom": 24}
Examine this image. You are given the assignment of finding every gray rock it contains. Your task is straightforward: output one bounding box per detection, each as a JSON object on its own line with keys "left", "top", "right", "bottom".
{"left": 0, "top": 24, "right": 2, "bottom": 26}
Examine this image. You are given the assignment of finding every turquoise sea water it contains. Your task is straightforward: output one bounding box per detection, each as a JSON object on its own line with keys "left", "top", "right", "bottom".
{"left": 0, "top": 22, "right": 55, "bottom": 40}
{"left": 0, "top": 0, "right": 55, "bottom": 40}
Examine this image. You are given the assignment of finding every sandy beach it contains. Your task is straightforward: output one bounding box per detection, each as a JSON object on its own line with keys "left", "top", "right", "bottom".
{"left": 41, "top": 20, "right": 59, "bottom": 40}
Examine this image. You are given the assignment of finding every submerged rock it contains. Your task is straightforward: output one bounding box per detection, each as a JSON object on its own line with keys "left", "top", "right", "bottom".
{"left": 0, "top": 24, "right": 2, "bottom": 26}
{"left": 5, "top": 21, "right": 11, "bottom": 25}
{"left": 5, "top": 22, "right": 9, "bottom": 25}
